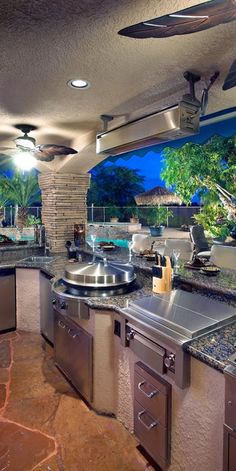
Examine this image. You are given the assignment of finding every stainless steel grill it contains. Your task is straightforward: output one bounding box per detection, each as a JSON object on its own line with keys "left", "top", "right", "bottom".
{"left": 122, "top": 290, "right": 236, "bottom": 388}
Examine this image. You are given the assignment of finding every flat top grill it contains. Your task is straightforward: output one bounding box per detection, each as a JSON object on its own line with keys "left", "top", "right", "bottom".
{"left": 124, "top": 290, "right": 236, "bottom": 340}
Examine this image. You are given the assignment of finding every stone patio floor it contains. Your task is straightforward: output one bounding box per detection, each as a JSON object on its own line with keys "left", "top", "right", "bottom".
{"left": 0, "top": 331, "right": 154, "bottom": 471}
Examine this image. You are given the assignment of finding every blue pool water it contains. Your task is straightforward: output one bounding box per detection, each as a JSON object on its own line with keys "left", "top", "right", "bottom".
{"left": 9, "top": 235, "right": 34, "bottom": 241}
{"left": 87, "top": 237, "right": 129, "bottom": 248}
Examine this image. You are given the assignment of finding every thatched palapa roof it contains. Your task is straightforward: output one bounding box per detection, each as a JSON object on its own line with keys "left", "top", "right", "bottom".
{"left": 135, "top": 186, "right": 182, "bottom": 206}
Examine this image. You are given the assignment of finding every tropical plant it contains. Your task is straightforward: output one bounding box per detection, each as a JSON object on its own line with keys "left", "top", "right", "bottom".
{"left": 25, "top": 215, "right": 41, "bottom": 227}
{"left": 88, "top": 163, "right": 145, "bottom": 206}
{"left": 147, "top": 206, "right": 173, "bottom": 227}
{"left": 194, "top": 204, "right": 234, "bottom": 240}
{"left": 106, "top": 205, "right": 121, "bottom": 221}
{"left": 0, "top": 187, "right": 9, "bottom": 225}
{"left": 130, "top": 206, "right": 139, "bottom": 219}
{"left": 1, "top": 172, "right": 41, "bottom": 230}
{"left": 161, "top": 135, "right": 236, "bottom": 234}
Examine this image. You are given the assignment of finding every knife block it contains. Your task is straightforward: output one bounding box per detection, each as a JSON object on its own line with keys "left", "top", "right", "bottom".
{"left": 152, "top": 266, "right": 172, "bottom": 294}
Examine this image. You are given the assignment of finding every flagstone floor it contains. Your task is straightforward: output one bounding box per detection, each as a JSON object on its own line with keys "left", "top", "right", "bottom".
{"left": 0, "top": 331, "right": 153, "bottom": 471}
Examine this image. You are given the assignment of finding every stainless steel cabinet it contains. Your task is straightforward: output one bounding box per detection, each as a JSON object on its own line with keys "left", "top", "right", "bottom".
{"left": 54, "top": 310, "right": 93, "bottom": 402}
{"left": 224, "top": 368, "right": 236, "bottom": 471}
{"left": 0, "top": 268, "right": 16, "bottom": 333}
{"left": 40, "top": 271, "right": 54, "bottom": 344}
{"left": 134, "top": 361, "right": 171, "bottom": 470}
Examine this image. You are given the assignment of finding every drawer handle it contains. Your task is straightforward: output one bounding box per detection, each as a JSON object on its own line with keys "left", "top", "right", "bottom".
{"left": 138, "top": 410, "right": 158, "bottom": 431}
{"left": 67, "top": 328, "right": 78, "bottom": 339}
{"left": 138, "top": 381, "right": 158, "bottom": 399}
{"left": 58, "top": 320, "right": 65, "bottom": 329}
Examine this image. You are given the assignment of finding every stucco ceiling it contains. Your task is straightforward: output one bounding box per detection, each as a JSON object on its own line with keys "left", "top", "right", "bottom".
{"left": 0, "top": 0, "right": 236, "bottom": 172}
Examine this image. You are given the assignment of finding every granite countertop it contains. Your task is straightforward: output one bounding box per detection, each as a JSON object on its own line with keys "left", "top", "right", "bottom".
{"left": 1, "top": 244, "right": 236, "bottom": 373}
{"left": 185, "top": 321, "right": 236, "bottom": 372}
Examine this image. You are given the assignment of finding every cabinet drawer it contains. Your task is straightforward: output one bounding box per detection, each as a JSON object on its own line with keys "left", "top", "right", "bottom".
{"left": 134, "top": 362, "right": 171, "bottom": 469}
{"left": 225, "top": 372, "right": 236, "bottom": 430}
{"left": 134, "top": 371, "right": 167, "bottom": 426}
{"left": 134, "top": 400, "right": 168, "bottom": 469}
{"left": 223, "top": 425, "right": 236, "bottom": 471}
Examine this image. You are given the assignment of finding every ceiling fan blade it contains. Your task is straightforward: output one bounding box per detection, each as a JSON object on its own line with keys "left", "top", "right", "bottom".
{"left": 33, "top": 144, "right": 77, "bottom": 161}
{"left": 223, "top": 59, "right": 236, "bottom": 90}
{"left": 0, "top": 147, "right": 15, "bottom": 151}
{"left": 118, "top": 0, "right": 236, "bottom": 39}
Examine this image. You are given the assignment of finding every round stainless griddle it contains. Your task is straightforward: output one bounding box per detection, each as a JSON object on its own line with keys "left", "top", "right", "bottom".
{"left": 52, "top": 277, "right": 140, "bottom": 298}
{"left": 63, "top": 260, "right": 135, "bottom": 288}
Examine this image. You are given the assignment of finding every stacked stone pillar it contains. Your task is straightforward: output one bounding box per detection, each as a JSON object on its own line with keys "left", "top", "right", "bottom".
{"left": 38, "top": 172, "right": 90, "bottom": 253}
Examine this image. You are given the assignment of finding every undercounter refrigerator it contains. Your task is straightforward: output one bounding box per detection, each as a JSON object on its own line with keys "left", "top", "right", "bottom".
{"left": 0, "top": 267, "right": 16, "bottom": 332}
{"left": 40, "top": 271, "right": 54, "bottom": 344}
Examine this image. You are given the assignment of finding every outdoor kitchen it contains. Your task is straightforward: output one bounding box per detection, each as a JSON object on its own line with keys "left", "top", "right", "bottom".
{"left": 0, "top": 1, "right": 236, "bottom": 471}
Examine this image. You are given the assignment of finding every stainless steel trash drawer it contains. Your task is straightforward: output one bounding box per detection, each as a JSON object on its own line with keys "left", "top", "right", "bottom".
{"left": 54, "top": 311, "right": 93, "bottom": 402}
{"left": 134, "top": 362, "right": 171, "bottom": 470}
{"left": 134, "top": 400, "right": 167, "bottom": 468}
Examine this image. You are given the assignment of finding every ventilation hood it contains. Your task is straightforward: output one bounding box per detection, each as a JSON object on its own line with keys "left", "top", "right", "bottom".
{"left": 96, "top": 101, "right": 200, "bottom": 156}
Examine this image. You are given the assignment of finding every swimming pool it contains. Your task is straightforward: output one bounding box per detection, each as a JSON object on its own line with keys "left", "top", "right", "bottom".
{"left": 86, "top": 237, "right": 129, "bottom": 248}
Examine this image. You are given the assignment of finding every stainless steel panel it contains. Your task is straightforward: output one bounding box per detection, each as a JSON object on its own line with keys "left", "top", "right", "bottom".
{"left": 224, "top": 368, "right": 236, "bottom": 430}
{"left": 63, "top": 260, "right": 135, "bottom": 287}
{"left": 127, "top": 325, "right": 166, "bottom": 375}
{"left": 54, "top": 311, "right": 93, "bottom": 402}
{"left": 127, "top": 291, "right": 236, "bottom": 339}
{"left": 0, "top": 268, "right": 16, "bottom": 332}
{"left": 52, "top": 293, "right": 89, "bottom": 321}
{"left": 134, "top": 400, "right": 168, "bottom": 469}
{"left": 134, "top": 371, "right": 167, "bottom": 426}
{"left": 96, "top": 103, "right": 199, "bottom": 155}
{"left": 40, "top": 271, "right": 54, "bottom": 344}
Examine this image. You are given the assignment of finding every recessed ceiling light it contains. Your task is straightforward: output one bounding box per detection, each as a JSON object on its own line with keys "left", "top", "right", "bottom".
{"left": 67, "top": 79, "right": 91, "bottom": 90}
{"left": 143, "top": 22, "right": 167, "bottom": 28}
{"left": 169, "top": 14, "right": 209, "bottom": 19}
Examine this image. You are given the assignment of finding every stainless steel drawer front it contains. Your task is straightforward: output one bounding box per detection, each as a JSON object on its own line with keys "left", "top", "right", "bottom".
{"left": 134, "top": 400, "right": 167, "bottom": 465}
{"left": 126, "top": 324, "right": 166, "bottom": 375}
{"left": 134, "top": 371, "right": 167, "bottom": 426}
{"left": 134, "top": 362, "right": 171, "bottom": 469}
{"left": 54, "top": 311, "right": 93, "bottom": 402}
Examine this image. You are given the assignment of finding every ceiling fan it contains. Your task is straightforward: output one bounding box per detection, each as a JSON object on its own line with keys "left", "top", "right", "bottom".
{"left": 118, "top": 0, "right": 236, "bottom": 39}
{"left": 0, "top": 124, "right": 77, "bottom": 164}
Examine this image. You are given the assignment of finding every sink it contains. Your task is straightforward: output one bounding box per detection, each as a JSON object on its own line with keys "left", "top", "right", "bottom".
{"left": 20, "top": 256, "right": 55, "bottom": 264}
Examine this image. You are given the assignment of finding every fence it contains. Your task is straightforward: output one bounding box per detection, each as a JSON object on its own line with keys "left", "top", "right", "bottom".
{"left": 2, "top": 205, "right": 201, "bottom": 228}
{"left": 87, "top": 205, "right": 201, "bottom": 228}
{"left": 3, "top": 206, "right": 42, "bottom": 227}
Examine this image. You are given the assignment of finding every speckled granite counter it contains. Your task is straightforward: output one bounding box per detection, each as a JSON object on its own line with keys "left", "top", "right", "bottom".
{"left": 1, "top": 245, "right": 236, "bottom": 373}
{"left": 185, "top": 321, "right": 236, "bottom": 372}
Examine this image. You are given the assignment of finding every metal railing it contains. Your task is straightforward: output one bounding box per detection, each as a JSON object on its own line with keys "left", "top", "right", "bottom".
{"left": 3, "top": 206, "right": 42, "bottom": 226}
{"left": 2, "top": 205, "right": 201, "bottom": 228}
{"left": 87, "top": 205, "right": 201, "bottom": 227}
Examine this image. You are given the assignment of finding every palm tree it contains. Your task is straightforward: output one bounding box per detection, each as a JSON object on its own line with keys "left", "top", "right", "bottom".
{"left": 0, "top": 189, "right": 8, "bottom": 225}
{"left": 1, "top": 172, "right": 41, "bottom": 230}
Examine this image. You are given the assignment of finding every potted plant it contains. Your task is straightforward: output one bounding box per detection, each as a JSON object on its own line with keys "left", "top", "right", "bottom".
{"left": 106, "top": 206, "right": 121, "bottom": 223}
{"left": 194, "top": 204, "right": 233, "bottom": 243}
{"left": 130, "top": 207, "right": 139, "bottom": 223}
{"left": 147, "top": 206, "right": 173, "bottom": 236}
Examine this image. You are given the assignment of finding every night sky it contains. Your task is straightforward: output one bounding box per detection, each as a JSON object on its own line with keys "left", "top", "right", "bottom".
{"left": 106, "top": 110, "right": 236, "bottom": 195}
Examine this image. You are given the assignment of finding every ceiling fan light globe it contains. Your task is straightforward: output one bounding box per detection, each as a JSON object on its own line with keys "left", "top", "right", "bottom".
{"left": 13, "top": 151, "right": 36, "bottom": 171}
{"left": 14, "top": 135, "right": 36, "bottom": 149}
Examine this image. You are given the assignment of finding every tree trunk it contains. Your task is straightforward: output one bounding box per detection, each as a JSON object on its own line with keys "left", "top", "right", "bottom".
{"left": 0, "top": 207, "right": 4, "bottom": 226}
{"left": 16, "top": 207, "right": 28, "bottom": 231}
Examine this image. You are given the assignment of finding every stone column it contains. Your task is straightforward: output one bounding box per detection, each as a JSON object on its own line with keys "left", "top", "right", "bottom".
{"left": 38, "top": 172, "right": 90, "bottom": 253}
